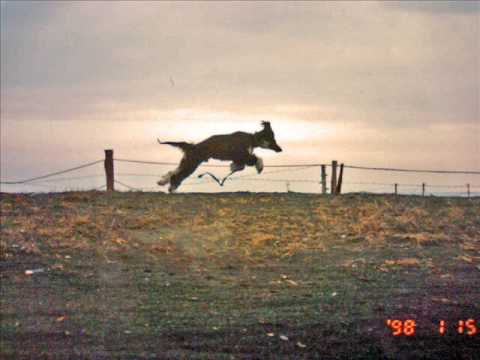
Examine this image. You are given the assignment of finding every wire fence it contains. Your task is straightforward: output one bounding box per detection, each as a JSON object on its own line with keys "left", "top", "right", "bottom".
{"left": 1, "top": 157, "right": 479, "bottom": 197}
{"left": 344, "top": 164, "right": 480, "bottom": 175}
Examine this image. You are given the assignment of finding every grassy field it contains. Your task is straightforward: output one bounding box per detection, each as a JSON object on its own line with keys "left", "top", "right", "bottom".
{"left": 1, "top": 191, "right": 479, "bottom": 359}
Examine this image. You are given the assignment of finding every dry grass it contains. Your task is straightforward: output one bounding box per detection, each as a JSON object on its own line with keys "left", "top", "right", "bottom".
{"left": 1, "top": 192, "right": 479, "bottom": 263}
{"left": 1, "top": 192, "right": 479, "bottom": 359}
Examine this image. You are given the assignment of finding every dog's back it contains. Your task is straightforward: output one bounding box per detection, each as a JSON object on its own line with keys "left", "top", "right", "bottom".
{"left": 195, "top": 131, "right": 255, "bottom": 161}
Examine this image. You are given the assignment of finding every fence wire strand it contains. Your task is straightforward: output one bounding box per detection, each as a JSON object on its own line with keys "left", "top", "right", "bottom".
{"left": 2, "top": 157, "right": 480, "bottom": 196}
{"left": 28, "top": 174, "right": 104, "bottom": 183}
{"left": 114, "top": 179, "right": 141, "bottom": 191}
{"left": 115, "top": 158, "right": 326, "bottom": 168}
{"left": 0, "top": 160, "right": 103, "bottom": 184}
{"left": 345, "top": 164, "right": 480, "bottom": 175}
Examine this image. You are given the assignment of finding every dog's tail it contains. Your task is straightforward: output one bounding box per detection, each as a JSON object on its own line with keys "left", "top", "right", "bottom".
{"left": 157, "top": 139, "right": 195, "bottom": 153}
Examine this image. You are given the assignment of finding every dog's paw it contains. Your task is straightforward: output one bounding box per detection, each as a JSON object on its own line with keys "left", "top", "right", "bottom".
{"left": 230, "top": 162, "right": 245, "bottom": 172}
{"left": 157, "top": 172, "right": 172, "bottom": 186}
{"left": 255, "top": 157, "right": 264, "bottom": 174}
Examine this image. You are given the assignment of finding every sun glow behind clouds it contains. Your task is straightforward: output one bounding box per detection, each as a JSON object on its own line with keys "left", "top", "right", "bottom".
{"left": 153, "top": 109, "right": 332, "bottom": 144}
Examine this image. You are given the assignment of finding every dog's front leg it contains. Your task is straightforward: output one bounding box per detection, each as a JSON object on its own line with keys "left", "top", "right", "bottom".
{"left": 255, "top": 157, "right": 264, "bottom": 174}
{"left": 221, "top": 162, "right": 246, "bottom": 184}
{"left": 230, "top": 162, "right": 245, "bottom": 173}
{"left": 198, "top": 162, "right": 246, "bottom": 186}
{"left": 198, "top": 162, "right": 245, "bottom": 186}
{"left": 245, "top": 154, "right": 263, "bottom": 174}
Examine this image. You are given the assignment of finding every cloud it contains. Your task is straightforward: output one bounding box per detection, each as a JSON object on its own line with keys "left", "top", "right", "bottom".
{"left": 1, "top": 1, "right": 478, "bottom": 130}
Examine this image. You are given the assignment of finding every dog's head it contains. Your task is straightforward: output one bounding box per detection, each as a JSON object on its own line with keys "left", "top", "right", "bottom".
{"left": 258, "top": 121, "right": 282, "bottom": 152}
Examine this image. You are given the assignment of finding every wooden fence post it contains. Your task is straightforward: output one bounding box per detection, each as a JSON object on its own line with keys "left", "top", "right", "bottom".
{"left": 331, "top": 160, "right": 337, "bottom": 195}
{"left": 104, "top": 149, "right": 114, "bottom": 192}
{"left": 467, "top": 183, "right": 470, "bottom": 198}
{"left": 422, "top": 182, "right": 425, "bottom": 197}
{"left": 394, "top": 183, "right": 398, "bottom": 195}
{"left": 336, "top": 163, "right": 344, "bottom": 194}
{"left": 321, "top": 165, "right": 327, "bottom": 194}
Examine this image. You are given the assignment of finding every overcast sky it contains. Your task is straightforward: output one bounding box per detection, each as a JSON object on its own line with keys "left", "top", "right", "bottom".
{"left": 1, "top": 1, "right": 479, "bottom": 193}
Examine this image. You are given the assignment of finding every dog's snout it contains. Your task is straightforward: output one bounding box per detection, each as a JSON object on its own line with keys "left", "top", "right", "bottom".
{"left": 273, "top": 145, "right": 282, "bottom": 152}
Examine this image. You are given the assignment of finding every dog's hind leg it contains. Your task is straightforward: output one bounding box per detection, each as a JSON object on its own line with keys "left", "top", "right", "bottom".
{"left": 157, "top": 171, "right": 175, "bottom": 186}
{"left": 168, "top": 156, "right": 203, "bottom": 193}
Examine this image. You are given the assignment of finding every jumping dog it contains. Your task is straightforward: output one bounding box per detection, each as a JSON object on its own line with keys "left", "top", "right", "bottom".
{"left": 157, "top": 121, "right": 282, "bottom": 192}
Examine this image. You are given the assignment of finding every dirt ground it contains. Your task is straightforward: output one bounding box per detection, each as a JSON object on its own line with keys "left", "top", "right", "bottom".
{"left": 1, "top": 191, "right": 479, "bottom": 359}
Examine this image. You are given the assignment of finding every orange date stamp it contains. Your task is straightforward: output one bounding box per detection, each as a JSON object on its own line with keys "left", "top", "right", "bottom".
{"left": 386, "top": 319, "right": 477, "bottom": 337}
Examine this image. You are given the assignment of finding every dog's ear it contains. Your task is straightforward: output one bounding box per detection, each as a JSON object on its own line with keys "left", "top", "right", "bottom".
{"left": 261, "top": 121, "right": 271, "bottom": 130}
